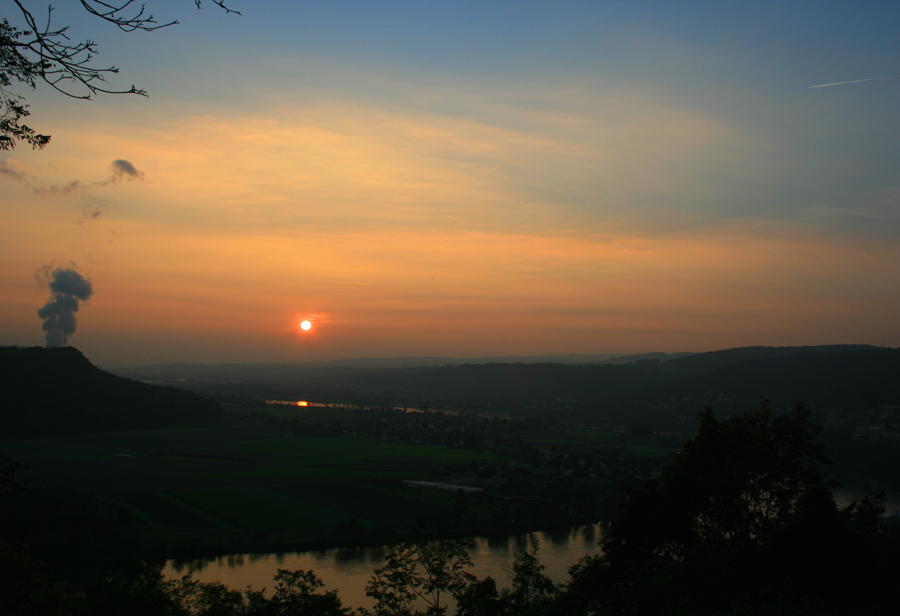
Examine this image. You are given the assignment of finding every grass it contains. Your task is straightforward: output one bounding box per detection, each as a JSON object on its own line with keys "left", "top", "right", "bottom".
{"left": 627, "top": 443, "right": 680, "bottom": 458}
{"left": 99, "top": 495, "right": 163, "bottom": 526}
{"left": 5, "top": 418, "right": 646, "bottom": 553}
{"left": 115, "top": 492, "right": 223, "bottom": 529}
{"left": 1, "top": 423, "right": 494, "bottom": 551}
{"left": 172, "top": 486, "right": 330, "bottom": 530}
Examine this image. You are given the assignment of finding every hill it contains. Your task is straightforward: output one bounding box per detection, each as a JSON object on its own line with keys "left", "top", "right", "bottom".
{"left": 663, "top": 344, "right": 879, "bottom": 373}
{"left": 663, "top": 347, "right": 900, "bottom": 410}
{"left": 107, "top": 344, "right": 899, "bottom": 419}
{"left": 0, "top": 346, "right": 222, "bottom": 436}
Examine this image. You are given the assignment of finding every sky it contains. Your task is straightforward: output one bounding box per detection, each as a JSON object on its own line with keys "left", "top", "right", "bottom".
{"left": 2, "top": 1, "right": 900, "bottom": 366}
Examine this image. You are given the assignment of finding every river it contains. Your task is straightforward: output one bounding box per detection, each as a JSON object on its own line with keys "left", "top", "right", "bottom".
{"left": 164, "top": 524, "right": 604, "bottom": 611}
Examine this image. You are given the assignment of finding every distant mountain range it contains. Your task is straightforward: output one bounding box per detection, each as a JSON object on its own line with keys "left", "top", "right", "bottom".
{"left": 659, "top": 345, "right": 900, "bottom": 411}
{"left": 660, "top": 344, "right": 880, "bottom": 372}
{"left": 111, "top": 345, "right": 881, "bottom": 376}
{"left": 109, "top": 351, "right": 696, "bottom": 374}
{"left": 3, "top": 344, "right": 896, "bottom": 436}
{"left": 106, "top": 344, "right": 897, "bottom": 416}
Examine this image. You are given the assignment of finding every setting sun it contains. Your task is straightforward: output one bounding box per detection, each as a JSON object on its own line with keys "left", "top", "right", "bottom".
{"left": 300, "top": 320, "right": 312, "bottom": 331}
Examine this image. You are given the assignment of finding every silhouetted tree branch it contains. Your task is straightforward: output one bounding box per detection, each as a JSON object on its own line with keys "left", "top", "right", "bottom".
{"left": 0, "top": 1, "right": 239, "bottom": 150}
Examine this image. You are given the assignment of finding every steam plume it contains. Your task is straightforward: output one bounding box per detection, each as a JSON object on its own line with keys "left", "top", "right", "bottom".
{"left": 36, "top": 268, "right": 94, "bottom": 347}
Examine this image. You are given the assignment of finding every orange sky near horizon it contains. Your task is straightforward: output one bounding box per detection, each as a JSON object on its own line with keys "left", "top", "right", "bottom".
{"left": 4, "top": 182, "right": 898, "bottom": 364}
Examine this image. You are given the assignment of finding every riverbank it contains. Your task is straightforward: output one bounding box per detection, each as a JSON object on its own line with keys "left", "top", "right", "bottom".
{"left": 154, "top": 513, "right": 607, "bottom": 562}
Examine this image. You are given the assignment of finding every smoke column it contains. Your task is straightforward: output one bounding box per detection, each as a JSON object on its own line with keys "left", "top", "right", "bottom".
{"left": 37, "top": 268, "right": 94, "bottom": 347}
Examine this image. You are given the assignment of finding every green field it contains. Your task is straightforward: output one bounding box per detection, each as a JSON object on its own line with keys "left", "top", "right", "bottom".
{"left": 1, "top": 424, "right": 503, "bottom": 552}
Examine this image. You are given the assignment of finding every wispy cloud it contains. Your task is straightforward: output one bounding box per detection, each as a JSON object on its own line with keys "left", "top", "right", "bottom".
{"left": 44, "top": 99, "right": 737, "bottom": 238}
{"left": 81, "top": 198, "right": 107, "bottom": 222}
{"left": 0, "top": 158, "right": 29, "bottom": 181}
{"left": 1, "top": 158, "right": 145, "bottom": 195}
{"left": 0, "top": 158, "right": 83, "bottom": 194}
{"left": 33, "top": 180, "right": 84, "bottom": 196}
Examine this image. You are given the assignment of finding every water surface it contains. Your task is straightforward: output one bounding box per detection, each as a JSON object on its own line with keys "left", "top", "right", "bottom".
{"left": 165, "top": 524, "right": 603, "bottom": 610}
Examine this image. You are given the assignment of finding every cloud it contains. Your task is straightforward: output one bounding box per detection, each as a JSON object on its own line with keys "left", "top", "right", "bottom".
{"left": 60, "top": 159, "right": 145, "bottom": 192}
{"left": 0, "top": 158, "right": 29, "bottom": 181}
{"left": 91, "top": 159, "right": 145, "bottom": 187}
{"left": 33, "top": 180, "right": 84, "bottom": 196}
{"left": 1, "top": 159, "right": 85, "bottom": 195}
{"left": 1, "top": 158, "right": 137, "bottom": 227}
{"left": 45, "top": 99, "right": 735, "bottom": 238}
{"left": 110, "top": 159, "right": 144, "bottom": 183}
{"left": 81, "top": 198, "right": 107, "bottom": 221}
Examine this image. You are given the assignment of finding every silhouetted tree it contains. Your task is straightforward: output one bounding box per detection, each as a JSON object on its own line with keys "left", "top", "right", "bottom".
{"left": 1, "top": 1, "right": 239, "bottom": 149}
{"left": 363, "top": 539, "right": 475, "bottom": 616}
{"left": 502, "top": 543, "right": 559, "bottom": 616}
{"left": 603, "top": 402, "right": 826, "bottom": 568}
{"left": 263, "top": 569, "right": 352, "bottom": 616}
{"left": 455, "top": 577, "right": 506, "bottom": 616}
{"left": 89, "top": 561, "right": 352, "bottom": 616}
{"left": 555, "top": 402, "right": 900, "bottom": 615}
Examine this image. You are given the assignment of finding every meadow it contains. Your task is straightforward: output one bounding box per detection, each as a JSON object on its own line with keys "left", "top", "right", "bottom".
{"left": 0, "top": 416, "right": 506, "bottom": 554}
{"left": 0, "top": 399, "right": 680, "bottom": 558}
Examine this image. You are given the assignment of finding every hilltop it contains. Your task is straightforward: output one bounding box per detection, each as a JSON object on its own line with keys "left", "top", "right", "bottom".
{"left": 0, "top": 346, "right": 222, "bottom": 436}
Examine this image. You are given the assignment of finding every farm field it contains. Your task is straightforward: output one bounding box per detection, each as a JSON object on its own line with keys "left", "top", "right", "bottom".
{"left": 1, "top": 422, "right": 505, "bottom": 552}
{"left": 518, "top": 426, "right": 680, "bottom": 458}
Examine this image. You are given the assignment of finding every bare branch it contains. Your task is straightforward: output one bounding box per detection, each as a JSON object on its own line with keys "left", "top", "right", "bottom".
{"left": 2, "top": 1, "right": 240, "bottom": 148}
{"left": 77, "top": 1, "right": 176, "bottom": 33}
{"left": 197, "top": 1, "right": 241, "bottom": 17}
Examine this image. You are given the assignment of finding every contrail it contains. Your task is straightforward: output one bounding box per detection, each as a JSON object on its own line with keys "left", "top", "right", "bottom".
{"left": 809, "top": 76, "right": 898, "bottom": 88}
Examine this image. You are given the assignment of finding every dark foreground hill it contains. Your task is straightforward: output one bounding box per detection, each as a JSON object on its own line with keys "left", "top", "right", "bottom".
{"left": 0, "top": 346, "right": 222, "bottom": 436}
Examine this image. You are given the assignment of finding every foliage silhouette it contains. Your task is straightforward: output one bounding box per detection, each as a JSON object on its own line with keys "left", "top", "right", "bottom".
{"left": 556, "top": 403, "right": 899, "bottom": 615}
{"left": 502, "top": 543, "right": 559, "bottom": 616}
{"left": 88, "top": 560, "right": 352, "bottom": 616}
{"left": 363, "top": 539, "right": 476, "bottom": 616}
